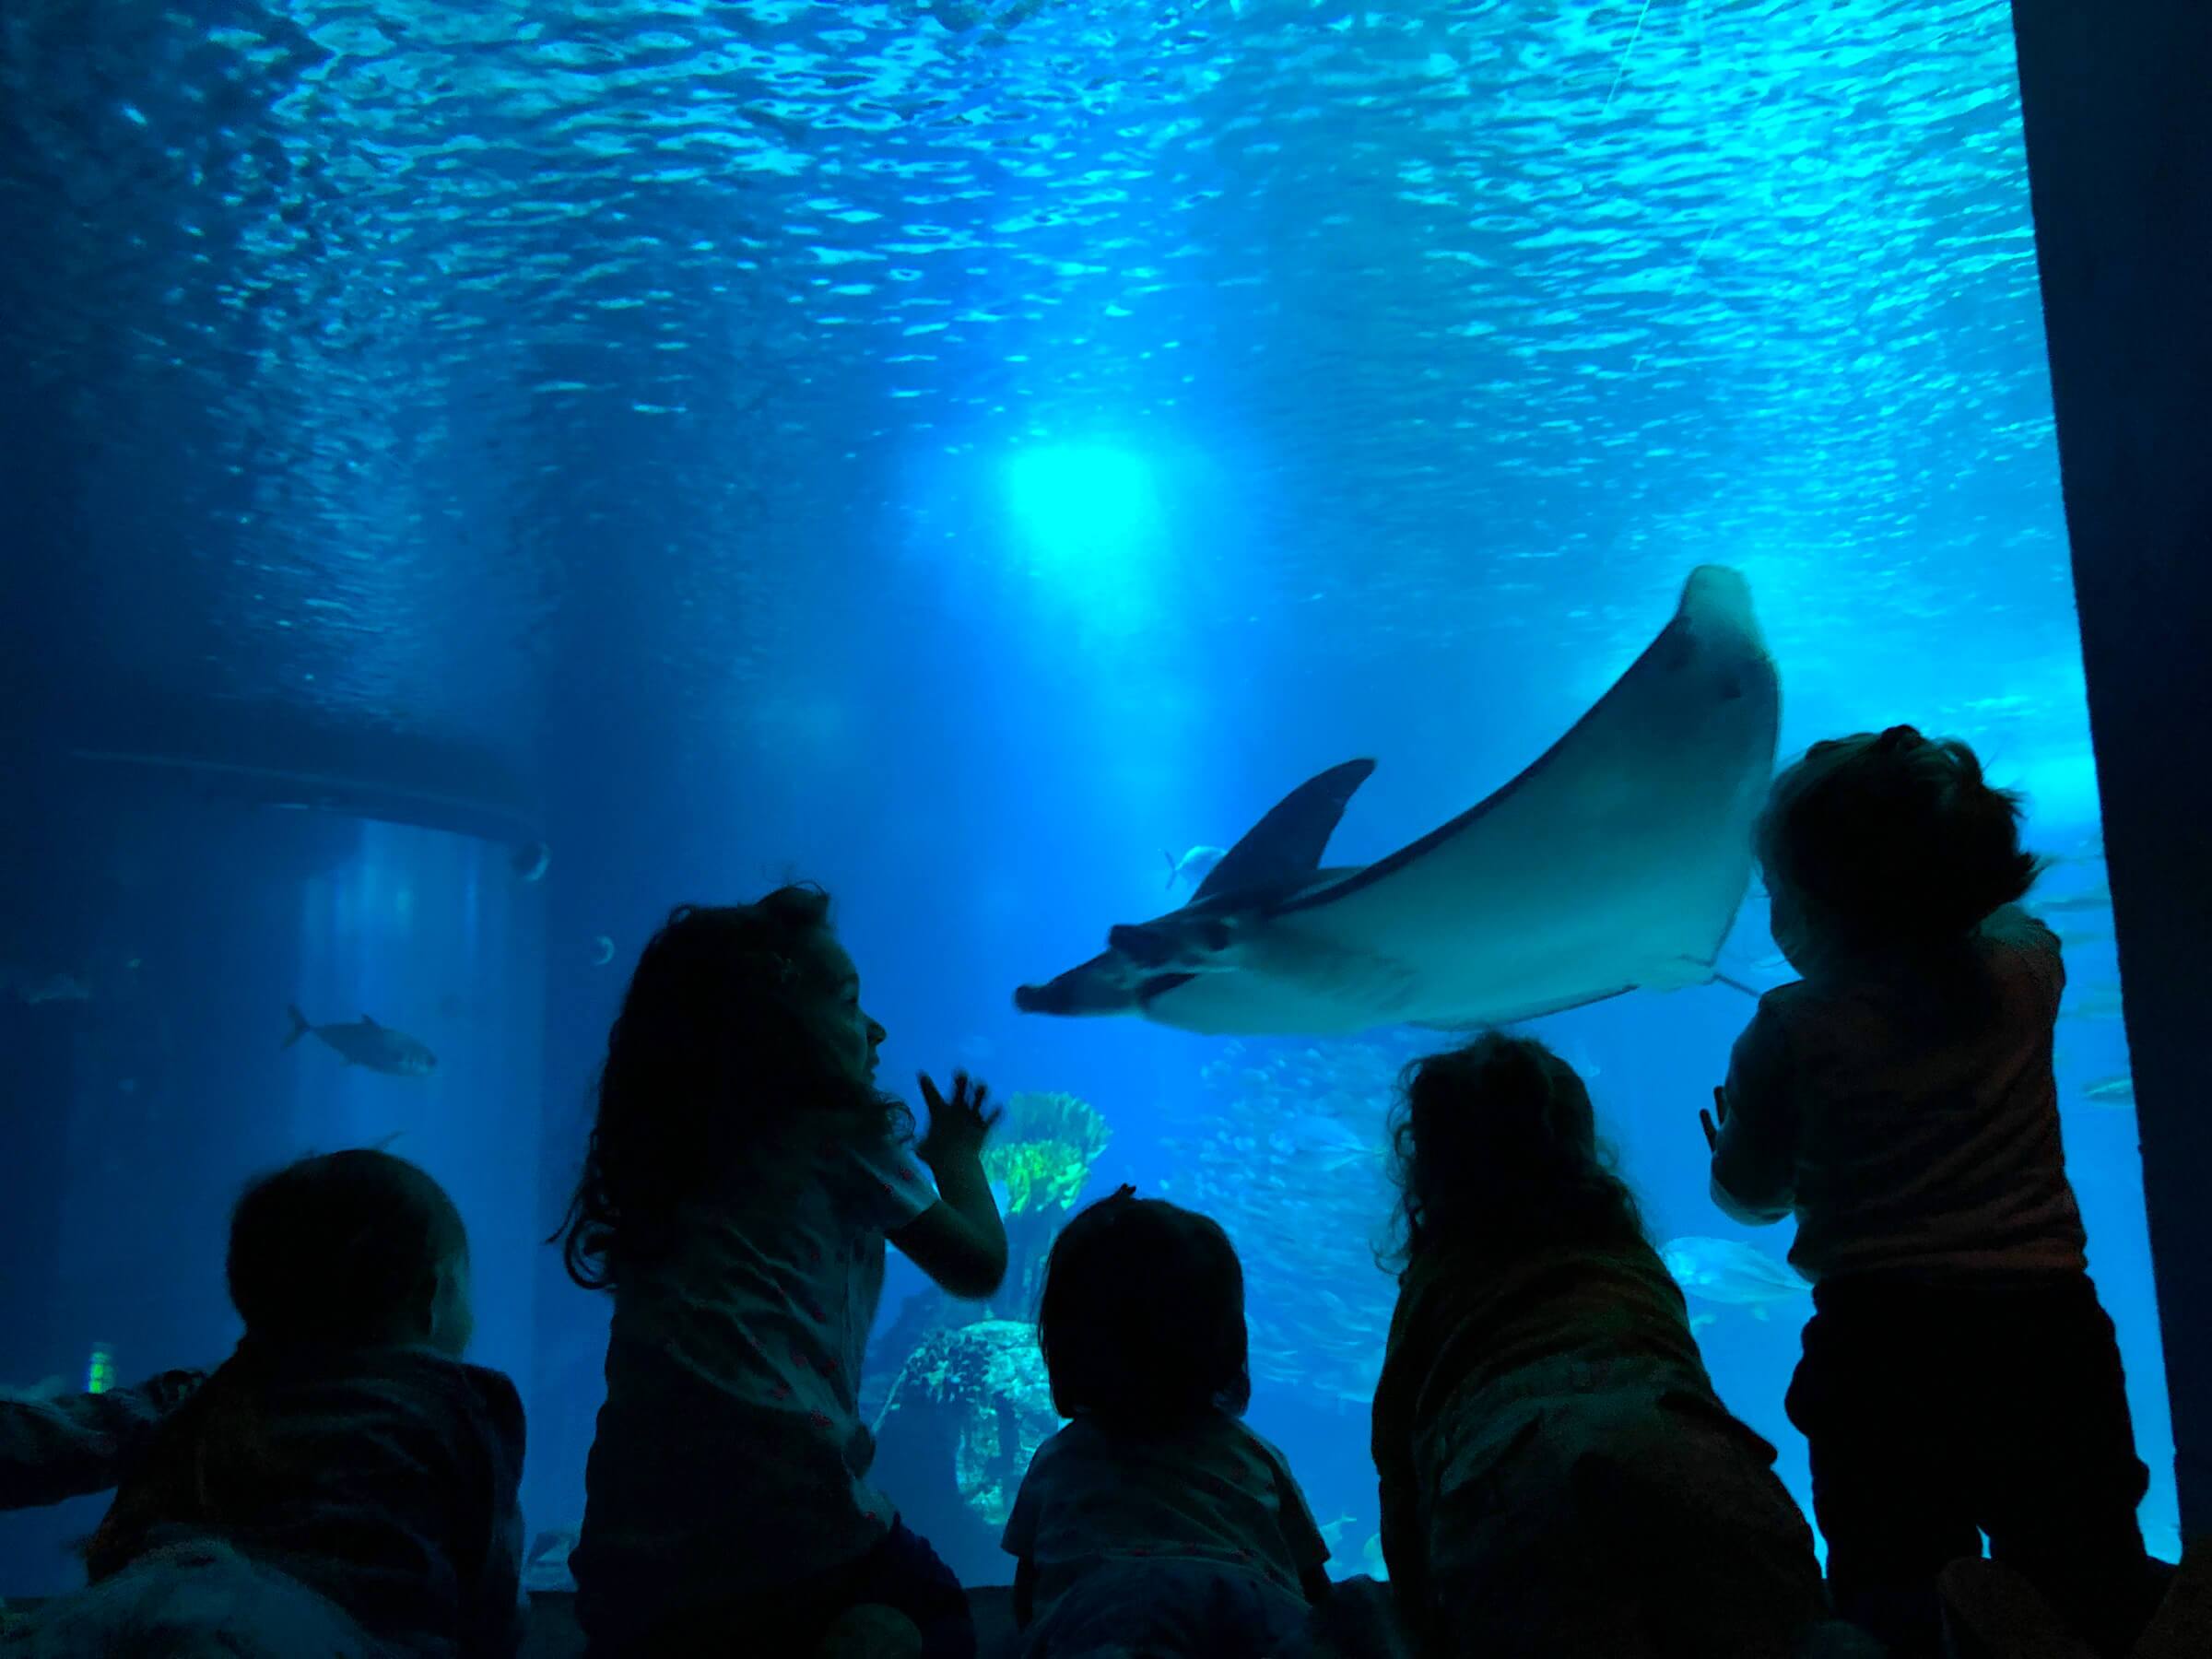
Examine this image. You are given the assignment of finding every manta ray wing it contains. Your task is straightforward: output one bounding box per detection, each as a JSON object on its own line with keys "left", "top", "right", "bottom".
{"left": 1131, "top": 566, "right": 1779, "bottom": 1035}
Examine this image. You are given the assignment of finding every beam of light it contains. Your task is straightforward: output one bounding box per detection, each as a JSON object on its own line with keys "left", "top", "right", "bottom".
{"left": 1006, "top": 445, "right": 1154, "bottom": 564}
{"left": 1002, "top": 444, "right": 1164, "bottom": 633}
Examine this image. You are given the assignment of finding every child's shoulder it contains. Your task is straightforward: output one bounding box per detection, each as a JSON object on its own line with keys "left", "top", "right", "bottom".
{"left": 1983, "top": 904, "right": 2063, "bottom": 967}
{"left": 838, "top": 1125, "right": 930, "bottom": 1182}
{"left": 1753, "top": 908, "right": 2064, "bottom": 1042}
{"left": 455, "top": 1359, "right": 525, "bottom": 1435}
{"left": 1744, "top": 976, "right": 1836, "bottom": 1043}
{"left": 1018, "top": 1418, "right": 1098, "bottom": 1491}
{"left": 827, "top": 1128, "right": 936, "bottom": 1221}
{"left": 424, "top": 1359, "right": 527, "bottom": 1488}
{"left": 1219, "top": 1413, "right": 1288, "bottom": 1456}
{"left": 1755, "top": 977, "right": 1818, "bottom": 1015}
{"left": 1181, "top": 1411, "right": 1297, "bottom": 1478}
{"left": 1030, "top": 1417, "right": 1082, "bottom": 1460}
{"left": 458, "top": 1364, "right": 527, "bottom": 1485}
{"left": 371, "top": 1349, "right": 526, "bottom": 1452}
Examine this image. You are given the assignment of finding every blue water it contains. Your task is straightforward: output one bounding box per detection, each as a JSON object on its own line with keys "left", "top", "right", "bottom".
{"left": 0, "top": 0, "right": 2175, "bottom": 1599}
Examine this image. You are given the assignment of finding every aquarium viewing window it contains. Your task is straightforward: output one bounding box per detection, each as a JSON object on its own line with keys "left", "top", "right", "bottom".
{"left": 0, "top": 0, "right": 2206, "bottom": 1637}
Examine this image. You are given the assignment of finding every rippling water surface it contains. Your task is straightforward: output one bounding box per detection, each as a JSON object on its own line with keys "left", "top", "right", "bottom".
{"left": 1, "top": 0, "right": 2081, "bottom": 765}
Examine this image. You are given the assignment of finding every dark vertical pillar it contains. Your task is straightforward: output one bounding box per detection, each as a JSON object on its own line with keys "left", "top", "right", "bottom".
{"left": 2009, "top": 2, "right": 2212, "bottom": 1537}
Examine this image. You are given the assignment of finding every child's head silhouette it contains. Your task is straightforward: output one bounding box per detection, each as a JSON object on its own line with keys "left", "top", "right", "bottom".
{"left": 1039, "top": 1188, "right": 1251, "bottom": 1431}
{"left": 1757, "top": 725, "right": 2041, "bottom": 971}
{"left": 1388, "top": 1031, "right": 1642, "bottom": 1264}
{"left": 229, "top": 1148, "right": 472, "bottom": 1355}
{"left": 559, "top": 887, "right": 909, "bottom": 1289}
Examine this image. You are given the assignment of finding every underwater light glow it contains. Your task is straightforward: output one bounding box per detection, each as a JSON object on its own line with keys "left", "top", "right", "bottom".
{"left": 1005, "top": 446, "right": 1155, "bottom": 558}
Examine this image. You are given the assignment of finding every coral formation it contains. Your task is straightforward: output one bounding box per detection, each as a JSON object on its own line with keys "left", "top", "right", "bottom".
{"left": 867, "top": 1319, "right": 1062, "bottom": 1583}
{"left": 983, "top": 1091, "right": 1110, "bottom": 1322}
{"left": 982, "top": 1090, "right": 1111, "bottom": 1216}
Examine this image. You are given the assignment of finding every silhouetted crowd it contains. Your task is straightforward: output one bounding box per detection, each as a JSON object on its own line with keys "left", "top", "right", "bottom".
{"left": 0, "top": 730, "right": 2194, "bottom": 1658}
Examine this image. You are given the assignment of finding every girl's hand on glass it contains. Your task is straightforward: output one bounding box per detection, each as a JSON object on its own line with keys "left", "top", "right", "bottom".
{"left": 1700, "top": 1085, "right": 1727, "bottom": 1151}
{"left": 917, "top": 1070, "right": 1001, "bottom": 1164}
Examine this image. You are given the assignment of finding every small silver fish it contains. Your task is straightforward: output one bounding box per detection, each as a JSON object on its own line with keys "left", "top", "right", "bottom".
{"left": 0, "top": 966, "right": 90, "bottom": 1005}
{"left": 2064, "top": 988, "right": 2125, "bottom": 1022}
{"left": 2081, "top": 1075, "right": 2136, "bottom": 1109}
{"left": 2038, "top": 884, "right": 2111, "bottom": 916}
{"left": 1661, "top": 1237, "right": 1808, "bottom": 1319}
{"left": 1164, "top": 844, "right": 1228, "bottom": 890}
{"left": 1271, "top": 1113, "right": 1375, "bottom": 1173}
{"left": 2052, "top": 917, "right": 2112, "bottom": 946}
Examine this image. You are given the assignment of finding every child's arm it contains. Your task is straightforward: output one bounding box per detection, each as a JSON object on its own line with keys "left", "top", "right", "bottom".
{"left": 889, "top": 1072, "right": 1009, "bottom": 1300}
{"left": 1012, "top": 1558, "right": 1038, "bottom": 1629}
{"left": 1707, "top": 1012, "right": 1801, "bottom": 1225}
{"left": 0, "top": 1369, "right": 205, "bottom": 1511}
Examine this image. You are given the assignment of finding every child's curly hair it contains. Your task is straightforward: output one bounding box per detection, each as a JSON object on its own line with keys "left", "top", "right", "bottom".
{"left": 1757, "top": 725, "right": 2041, "bottom": 957}
{"left": 557, "top": 887, "right": 911, "bottom": 1289}
{"left": 1387, "top": 1032, "right": 1642, "bottom": 1267}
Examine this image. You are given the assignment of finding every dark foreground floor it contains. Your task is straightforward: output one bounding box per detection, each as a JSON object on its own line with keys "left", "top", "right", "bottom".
{"left": 18, "top": 1569, "right": 2212, "bottom": 1657}
{"left": 0, "top": 1588, "right": 1025, "bottom": 1659}
{"left": 512, "top": 1589, "right": 1026, "bottom": 1659}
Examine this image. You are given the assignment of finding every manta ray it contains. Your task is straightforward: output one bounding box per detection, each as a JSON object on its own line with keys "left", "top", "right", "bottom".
{"left": 1013, "top": 565, "right": 1780, "bottom": 1037}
